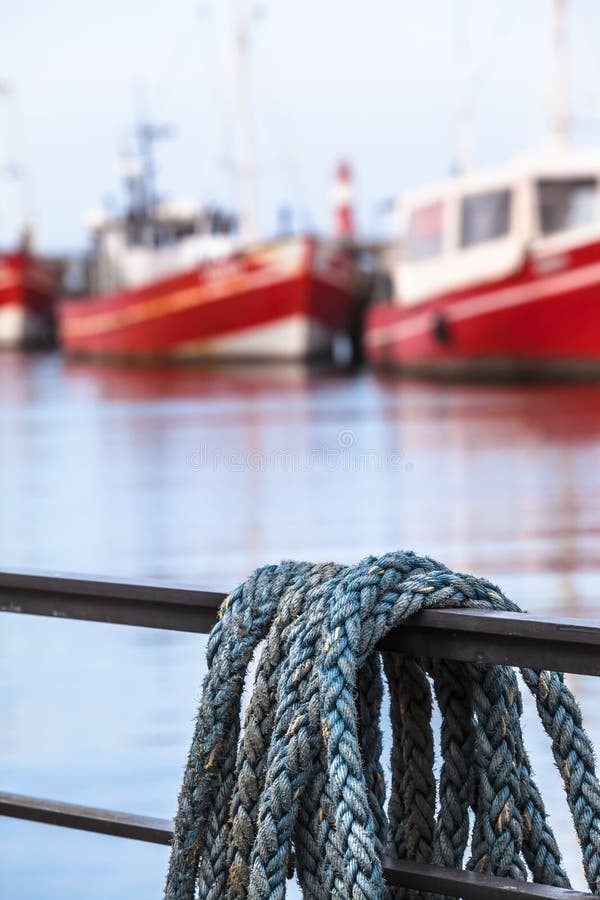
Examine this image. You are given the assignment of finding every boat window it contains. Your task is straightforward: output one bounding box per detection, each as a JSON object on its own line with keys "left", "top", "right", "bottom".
{"left": 537, "top": 178, "right": 598, "bottom": 235}
{"left": 405, "top": 202, "right": 444, "bottom": 261}
{"left": 460, "top": 189, "right": 511, "bottom": 247}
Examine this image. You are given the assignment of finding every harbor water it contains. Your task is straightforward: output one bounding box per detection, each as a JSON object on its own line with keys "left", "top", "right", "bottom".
{"left": 2, "top": 351, "right": 600, "bottom": 897}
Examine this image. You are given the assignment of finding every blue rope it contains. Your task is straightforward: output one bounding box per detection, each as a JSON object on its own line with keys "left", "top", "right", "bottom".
{"left": 165, "top": 551, "right": 600, "bottom": 898}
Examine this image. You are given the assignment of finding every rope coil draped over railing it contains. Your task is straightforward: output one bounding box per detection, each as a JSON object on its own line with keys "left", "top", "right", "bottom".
{"left": 165, "top": 551, "right": 600, "bottom": 899}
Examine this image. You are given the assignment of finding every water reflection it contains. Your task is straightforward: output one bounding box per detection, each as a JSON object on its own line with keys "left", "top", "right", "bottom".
{"left": 2, "top": 352, "right": 600, "bottom": 896}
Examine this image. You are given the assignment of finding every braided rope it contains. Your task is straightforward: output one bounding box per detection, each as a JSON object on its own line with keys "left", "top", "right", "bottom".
{"left": 165, "top": 551, "right": 600, "bottom": 899}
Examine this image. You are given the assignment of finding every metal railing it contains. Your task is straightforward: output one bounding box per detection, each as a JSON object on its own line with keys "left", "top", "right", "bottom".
{"left": 1, "top": 568, "right": 599, "bottom": 900}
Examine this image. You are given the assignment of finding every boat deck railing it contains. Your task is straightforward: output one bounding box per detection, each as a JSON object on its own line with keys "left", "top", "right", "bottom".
{"left": 1, "top": 569, "right": 599, "bottom": 900}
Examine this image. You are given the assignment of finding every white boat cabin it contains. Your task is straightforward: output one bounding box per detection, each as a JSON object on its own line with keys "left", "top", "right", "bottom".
{"left": 393, "top": 150, "right": 600, "bottom": 307}
{"left": 86, "top": 199, "right": 239, "bottom": 295}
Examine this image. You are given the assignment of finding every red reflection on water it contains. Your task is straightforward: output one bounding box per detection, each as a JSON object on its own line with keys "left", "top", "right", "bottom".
{"left": 60, "top": 358, "right": 319, "bottom": 402}
{"left": 1, "top": 352, "right": 600, "bottom": 616}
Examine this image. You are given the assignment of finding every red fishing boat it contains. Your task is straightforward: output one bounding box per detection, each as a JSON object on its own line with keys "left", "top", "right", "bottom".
{"left": 57, "top": 135, "right": 356, "bottom": 362}
{"left": 0, "top": 248, "right": 57, "bottom": 348}
{"left": 59, "top": 230, "right": 353, "bottom": 361}
{"left": 365, "top": 0, "right": 600, "bottom": 377}
{"left": 57, "top": 0, "right": 356, "bottom": 364}
{"left": 365, "top": 150, "right": 600, "bottom": 376}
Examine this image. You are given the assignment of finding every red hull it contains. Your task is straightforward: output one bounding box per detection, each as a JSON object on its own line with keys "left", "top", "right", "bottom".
{"left": 365, "top": 237, "right": 600, "bottom": 376}
{"left": 0, "top": 251, "right": 58, "bottom": 347}
{"left": 59, "top": 237, "right": 353, "bottom": 362}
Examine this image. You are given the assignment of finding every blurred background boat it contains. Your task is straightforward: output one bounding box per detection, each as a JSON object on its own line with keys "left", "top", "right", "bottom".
{"left": 56, "top": 6, "right": 359, "bottom": 364}
{"left": 58, "top": 185, "right": 354, "bottom": 363}
{"left": 365, "top": 0, "right": 600, "bottom": 378}
{"left": 0, "top": 244, "right": 58, "bottom": 348}
{"left": 0, "top": 84, "right": 58, "bottom": 349}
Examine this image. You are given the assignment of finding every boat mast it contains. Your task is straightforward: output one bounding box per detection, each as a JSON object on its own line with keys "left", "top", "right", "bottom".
{"left": 0, "top": 81, "right": 33, "bottom": 248}
{"left": 0, "top": 81, "right": 7, "bottom": 242}
{"left": 550, "top": 0, "right": 568, "bottom": 148}
{"left": 454, "top": 5, "right": 473, "bottom": 174}
{"left": 232, "top": 0, "right": 257, "bottom": 242}
{"left": 456, "top": 90, "right": 473, "bottom": 174}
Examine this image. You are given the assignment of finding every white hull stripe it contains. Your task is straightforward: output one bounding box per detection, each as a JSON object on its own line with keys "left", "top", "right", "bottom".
{"left": 0, "top": 303, "right": 26, "bottom": 344}
{"left": 173, "top": 314, "right": 332, "bottom": 360}
{"left": 366, "top": 259, "right": 600, "bottom": 347}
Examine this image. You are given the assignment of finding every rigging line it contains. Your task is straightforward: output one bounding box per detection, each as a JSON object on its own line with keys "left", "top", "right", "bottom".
{"left": 134, "top": 2, "right": 200, "bottom": 101}
{"left": 245, "top": 3, "right": 316, "bottom": 230}
{"left": 569, "top": 0, "right": 600, "bottom": 127}
{"left": 197, "top": 1, "right": 251, "bottom": 206}
{"left": 131, "top": 3, "right": 221, "bottom": 127}
{"left": 0, "top": 85, "right": 34, "bottom": 239}
{"left": 127, "top": 2, "right": 233, "bottom": 208}
{"left": 460, "top": 0, "right": 518, "bottom": 98}
{"left": 191, "top": 0, "right": 233, "bottom": 204}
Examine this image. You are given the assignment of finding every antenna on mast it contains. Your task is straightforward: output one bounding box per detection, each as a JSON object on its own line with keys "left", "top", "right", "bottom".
{"left": 550, "top": 0, "right": 568, "bottom": 148}
{"left": 232, "top": 0, "right": 257, "bottom": 242}
{"left": 137, "top": 120, "right": 173, "bottom": 214}
{"left": 121, "top": 114, "right": 172, "bottom": 223}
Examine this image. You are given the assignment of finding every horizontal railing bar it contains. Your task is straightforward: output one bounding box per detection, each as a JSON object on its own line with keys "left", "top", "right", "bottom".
{"left": 0, "top": 569, "right": 224, "bottom": 634}
{"left": 1, "top": 569, "right": 600, "bottom": 674}
{"left": 0, "top": 793, "right": 590, "bottom": 898}
{"left": 377, "top": 608, "right": 600, "bottom": 676}
{"left": 0, "top": 792, "right": 172, "bottom": 844}
{"left": 381, "top": 856, "right": 591, "bottom": 899}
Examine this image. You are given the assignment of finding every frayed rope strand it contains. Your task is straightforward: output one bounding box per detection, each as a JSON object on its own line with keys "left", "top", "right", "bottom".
{"left": 165, "top": 551, "right": 600, "bottom": 899}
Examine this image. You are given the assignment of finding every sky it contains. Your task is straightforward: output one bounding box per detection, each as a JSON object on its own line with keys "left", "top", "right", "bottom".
{"left": 2, "top": 0, "right": 600, "bottom": 253}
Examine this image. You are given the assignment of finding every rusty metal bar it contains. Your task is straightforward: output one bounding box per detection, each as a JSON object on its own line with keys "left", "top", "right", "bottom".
{"left": 0, "top": 793, "right": 591, "bottom": 898}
